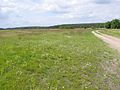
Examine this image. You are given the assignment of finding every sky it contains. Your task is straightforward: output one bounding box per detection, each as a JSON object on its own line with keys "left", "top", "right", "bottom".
{"left": 0, "top": 0, "right": 120, "bottom": 28}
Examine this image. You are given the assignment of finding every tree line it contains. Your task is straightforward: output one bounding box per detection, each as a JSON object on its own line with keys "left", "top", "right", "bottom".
{"left": 51, "top": 19, "right": 120, "bottom": 29}
{"left": 0, "top": 19, "right": 120, "bottom": 30}
{"left": 105, "top": 19, "right": 120, "bottom": 29}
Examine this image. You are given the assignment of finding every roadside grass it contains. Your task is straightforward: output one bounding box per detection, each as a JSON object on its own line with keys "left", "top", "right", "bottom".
{"left": 100, "top": 29, "right": 120, "bottom": 38}
{"left": 0, "top": 29, "right": 120, "bottom": 90}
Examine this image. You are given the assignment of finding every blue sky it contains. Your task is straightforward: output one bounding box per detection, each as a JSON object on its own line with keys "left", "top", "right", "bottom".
{"left": 0, "top": 0, "right": 120, "bottom": 28}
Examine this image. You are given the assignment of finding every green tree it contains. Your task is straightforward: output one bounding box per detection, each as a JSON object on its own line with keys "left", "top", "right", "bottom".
{"left": 111, "top": 19, "right": 120, "bottom": 29}
{"left": 105, "top": 21, "right": 111, "bottom": 29}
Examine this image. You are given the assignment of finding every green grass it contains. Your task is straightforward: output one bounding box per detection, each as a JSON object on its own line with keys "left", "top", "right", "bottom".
{"left": 100, "top": 29, "right": 120, "bottom": 38}
{"left": 0, "top": 29, "right": 120, "bottom": 90}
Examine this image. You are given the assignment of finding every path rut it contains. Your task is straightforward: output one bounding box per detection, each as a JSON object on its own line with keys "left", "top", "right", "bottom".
{"left": 92, "top": 31, "right": 120, "bottom": 52}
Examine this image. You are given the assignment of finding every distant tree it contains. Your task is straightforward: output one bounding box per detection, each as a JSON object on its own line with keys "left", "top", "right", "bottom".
{"left": 84, "top": 26, "right": 87, "bottom": 29}
{"left": 111, "top": 19, "right": 120, "bottom": 29}
{"left": 105, "top": 21, "right": 111, "bottom": 29}
{"left": 58, "top": 26, "right": 74, "bottom": 29}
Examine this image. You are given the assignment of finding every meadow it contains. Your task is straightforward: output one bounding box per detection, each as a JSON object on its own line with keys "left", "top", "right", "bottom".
{"left": 100, "top": 29, "right": 120, "bottom": 38}
{"left": 0, "top": 29, "right": 120, "bottom": 90}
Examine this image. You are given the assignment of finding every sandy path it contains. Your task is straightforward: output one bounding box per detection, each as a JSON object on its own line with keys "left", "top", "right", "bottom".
{"left": 92, "top": 31, "right": 120, "bottom": 90}
{"left": 92, "top": 31, "right": 120, "bottom": 52}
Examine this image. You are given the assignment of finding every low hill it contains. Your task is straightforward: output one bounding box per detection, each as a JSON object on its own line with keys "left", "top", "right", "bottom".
{"left": 0, "top": 23, "right": 105, "bottom": 30}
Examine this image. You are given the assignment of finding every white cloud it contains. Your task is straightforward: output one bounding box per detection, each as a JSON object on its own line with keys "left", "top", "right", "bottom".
{"left": 0, "top": 0, "right": 120, "bottom": 27}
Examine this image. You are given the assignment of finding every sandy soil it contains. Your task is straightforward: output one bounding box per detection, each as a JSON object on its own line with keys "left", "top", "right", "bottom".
{"left": 92, "top": 31, "right": 120, "bottom": 52}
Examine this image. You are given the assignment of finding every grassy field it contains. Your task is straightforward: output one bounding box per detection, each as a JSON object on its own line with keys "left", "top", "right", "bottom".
{"left": 100, "top": 29, "right": 120, "bottom": 38}
{"left": 0, "top": 29, "right": 120, "bottom": 90}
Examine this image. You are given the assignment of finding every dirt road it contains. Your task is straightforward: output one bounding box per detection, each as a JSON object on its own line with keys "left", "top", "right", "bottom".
{"left": 92, "top": 31, "right": 120, "bottom": 52}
